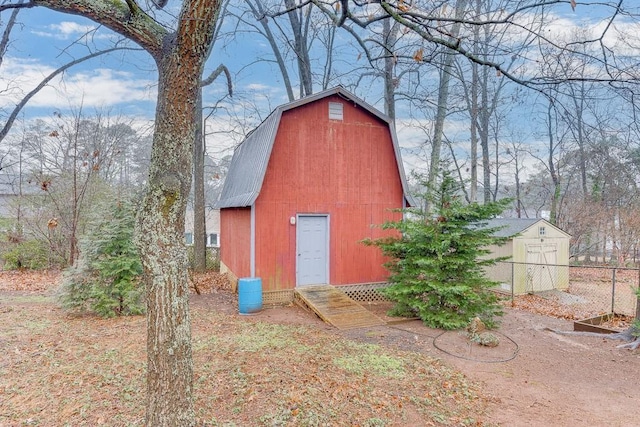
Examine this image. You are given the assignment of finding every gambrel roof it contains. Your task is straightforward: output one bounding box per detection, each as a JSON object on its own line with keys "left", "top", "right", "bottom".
{"left": 216, "top": 86, "right": 414, "bottom": 208}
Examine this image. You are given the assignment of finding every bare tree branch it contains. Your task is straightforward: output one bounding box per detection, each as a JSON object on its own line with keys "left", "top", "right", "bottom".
{"left": 201, "top": 63, "right": 233, "bottom": 96}
{"left": 1, "top": 0, "right": 166, "bottom": 60}
{"left": 0, "top": 0, "right": 22, "bottom": 68}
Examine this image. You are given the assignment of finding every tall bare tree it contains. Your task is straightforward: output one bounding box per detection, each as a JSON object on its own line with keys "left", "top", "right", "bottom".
{"left": 239, "top": 0, "right": 329, "bottom": 100}
{"left": 193, "top": 64, "right": 232, "bottom": 273}
{"left": 425, "top": 0, "right": 466, "bottom": 208}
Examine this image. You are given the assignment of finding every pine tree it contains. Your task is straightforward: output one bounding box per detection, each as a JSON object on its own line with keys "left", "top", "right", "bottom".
{"left": 366, "top": 169, "right": 510, "bottom": 329}
{"left": 60, "top": 198, "right": 144, "bottom": 317}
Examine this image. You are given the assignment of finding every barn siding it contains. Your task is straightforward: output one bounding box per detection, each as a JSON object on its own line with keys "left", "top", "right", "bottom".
{"left": 254, "top": 95, "right": 403, "bottom": 290}
{"left": 220, "top": 208, "right": 251, "bottom": 280}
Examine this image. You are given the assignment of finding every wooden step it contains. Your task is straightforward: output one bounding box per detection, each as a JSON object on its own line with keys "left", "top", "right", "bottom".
{"left": 294, "top": 285, "right": 386, "bottom": 330}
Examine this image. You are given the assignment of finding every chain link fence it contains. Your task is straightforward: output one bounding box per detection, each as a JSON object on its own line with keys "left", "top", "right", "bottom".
{"left": 492, "top": 262, "right": 640, "bottom": 319}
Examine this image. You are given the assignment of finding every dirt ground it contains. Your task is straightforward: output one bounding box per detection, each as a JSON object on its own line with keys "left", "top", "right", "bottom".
{"left": 345, "top": 304, "right": 640, "bottom": 427}
{"left": 2, "top": 270, "right": 640, "bottom": 426}
{"left": 201, "top": 292, "right": 640, "bottom": 427}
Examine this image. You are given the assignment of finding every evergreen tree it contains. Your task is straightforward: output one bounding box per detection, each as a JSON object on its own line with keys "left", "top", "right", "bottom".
{"left": 366, "top": 169, "right": 510, "bottom": 329}
{"left": 59, "top": 198, "right": 144, "bottom": 317}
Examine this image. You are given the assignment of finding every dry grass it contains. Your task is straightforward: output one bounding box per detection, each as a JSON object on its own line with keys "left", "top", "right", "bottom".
{"left": 0, "top": 272, "right": 490, "bottom": 426}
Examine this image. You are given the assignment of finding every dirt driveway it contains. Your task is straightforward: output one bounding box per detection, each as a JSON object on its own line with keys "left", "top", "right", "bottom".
{"left": 198, "top": 292, "right": 640, "bottom": 427}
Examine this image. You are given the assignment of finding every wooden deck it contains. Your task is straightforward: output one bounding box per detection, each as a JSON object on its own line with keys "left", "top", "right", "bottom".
{"left": 294, "top": 285, "right": 386, "bottom": 330}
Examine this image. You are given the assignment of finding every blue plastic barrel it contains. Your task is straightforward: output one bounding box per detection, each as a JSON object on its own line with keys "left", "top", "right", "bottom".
{"left": 238, "top": 277, "right": 262, "bottom": 314}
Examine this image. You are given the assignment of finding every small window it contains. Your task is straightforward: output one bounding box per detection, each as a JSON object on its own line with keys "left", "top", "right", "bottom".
{"left": 184, "top": 232, "right": 193, "bottom": 245}
{"left": 208, "top": 233, "right": 218, "bottom": 247}
{"left": 328, "top": 102, "right": 343, "bottom": 120}
{"left": 539, "top": 226, "right": 546, "bottom": 236}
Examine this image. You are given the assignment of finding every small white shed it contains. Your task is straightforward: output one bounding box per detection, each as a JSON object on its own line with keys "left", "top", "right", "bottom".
{"left": 485, "top": 218, "right": 571, "bottom": 294}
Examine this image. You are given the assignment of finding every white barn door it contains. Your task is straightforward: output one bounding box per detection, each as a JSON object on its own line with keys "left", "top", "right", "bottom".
{"left": 296, "top": 215, "right": 329, "bottom": 286}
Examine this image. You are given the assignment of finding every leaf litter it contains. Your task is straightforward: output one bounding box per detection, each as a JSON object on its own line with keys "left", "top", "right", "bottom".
{"left": 0, "top": 271, "right": 490, "bottom": 426}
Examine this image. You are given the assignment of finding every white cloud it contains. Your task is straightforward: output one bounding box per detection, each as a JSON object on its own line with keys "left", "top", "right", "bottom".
{"left": 0, "top": 57, "right": 156, "bottom": 111}
{"left": 32, "top": 21, "right": 98, "bottom": 40}
{"left": 51, "top": 68, "right": 157, "bottom": 107}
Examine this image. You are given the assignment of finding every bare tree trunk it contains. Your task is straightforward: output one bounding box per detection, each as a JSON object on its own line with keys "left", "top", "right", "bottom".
{"left": 573, "top": 83, "right": 589, "bottom": 197}
{"left": 547, "top": 102, "right": 561, "bottom": 225}
{"left": 427, "top": 64, "right": 452, "bottom": 201}
{"left": 514, "top": 154, "right": 522, "bottom": 217}
{"left": 427, "top": 0, "right": 466, "bottom": 207}
{"left": 479, "top": 64, "right": 491, "bottom": 203}
{"left": 194, "top": 65, "right": 231, "bottom": 273}
{"left": 469, "top": 61, "right": 479, "bottom": 203}
{"left": 504, "top": 141, "right": 526, "bottom": 218}
{"left": 493, "top": 133, "right": 500, "bottom": 201}
{"left": 0, "top": 3, "right": 20, "bottom": 68}
{"left": 245, "top": 0, "right": 295, "bottom": 101}
{"left": 136, "top": 56, "right": 198, "bottom": 425}
{"left": 0, "top": 0, "right": 219, "bottom": 423}
{"left": 383, "top": 18, "right": 397, "bottom": 121}
{"left": 133, "top": 3, "right": 219, "bottom": 426}
{"left": 69, "top": 116, "right": 80, "bottom": 266}
{"left": 284, "top": 0, "right": 312, "bottom": 97}
{"left": 193, "top": 91, "right": 206, "bottom": 272}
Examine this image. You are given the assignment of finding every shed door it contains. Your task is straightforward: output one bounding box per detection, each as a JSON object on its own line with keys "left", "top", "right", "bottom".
{"left": 525, "top": 243, "right": 558, "bottom": 292}
{"left": 296, "top": 215, "right": 329, "bottom": 286}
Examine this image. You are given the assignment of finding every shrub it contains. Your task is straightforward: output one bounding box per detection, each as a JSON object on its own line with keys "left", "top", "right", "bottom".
{"left": 59, "top": 199, "right": 144, "bottom": 317}
{"left": 364, "top": 169, "right": 510, "bottom": 330}
{"left": 1, "top": 238, "right": 49, "bottom": 270}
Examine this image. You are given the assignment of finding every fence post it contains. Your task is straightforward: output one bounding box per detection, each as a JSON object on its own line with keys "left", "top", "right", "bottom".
{"left": 511, "top": 262, "right": 515, "bottom": 306}
{"left": 636, "top": 269, "right": 640, "bottom": 320}
{"left": 611, "top": 268, "right": 616, "bottom": 314}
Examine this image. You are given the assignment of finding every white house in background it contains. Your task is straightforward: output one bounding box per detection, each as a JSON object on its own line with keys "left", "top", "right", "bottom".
{"left": 184, "top": 208, "right": 220, "bottom": 247}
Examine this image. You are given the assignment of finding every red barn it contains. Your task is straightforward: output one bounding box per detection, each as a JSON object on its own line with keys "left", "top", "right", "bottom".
{"left": 216, "top": 87, "right": 413, "bottom": 299}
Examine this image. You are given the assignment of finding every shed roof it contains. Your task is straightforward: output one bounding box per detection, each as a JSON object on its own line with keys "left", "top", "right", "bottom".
{"left": 484, "top": 218, "right": 571, "bottom": 238}
{"left": 216, "top": 86, "right": 414, "bottom": 208}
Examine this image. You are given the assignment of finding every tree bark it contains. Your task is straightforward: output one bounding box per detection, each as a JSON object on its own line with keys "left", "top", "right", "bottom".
{"left": 11, "top": 1, "right": 219, "bottom": 420}
{"left": 136, "top": 30, "right": 212, "bottom": 426}
{"left": 547, "top": 102, "right": 560, "bottom": 225}
{"left": 284, "top": 0, "right": 312, "bottom": 97}
{"left": 136, "top": 66, "right": 197, "bottom": 425}
{"left": 469, "top": 61, "right": 479, "bottom": 203}
{"left": 426, "top": 0, "right": 466, "bottom": 209}
{"left": 382, "top": 17, "right": 397, "bottom": 121}
{"left": 193, "top": 90, "right": 207, "bottom": 272}
{"left": 24, "top": 0, "right": 222, "bottom": 425}
{"left": 479, "top": 64, "right": 491, "bottom": 204}
{"left": 572, "top": 82, "right": 589, "bottom": 198}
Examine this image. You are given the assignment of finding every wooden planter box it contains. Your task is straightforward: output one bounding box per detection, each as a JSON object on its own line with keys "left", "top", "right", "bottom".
{"left": 573, "top": 313, "right": 626, "bottom": 334}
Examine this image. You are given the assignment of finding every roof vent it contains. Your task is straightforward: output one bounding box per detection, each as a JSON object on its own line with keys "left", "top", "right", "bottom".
{"left": 328, "top": 102, "right": 343, "bottom": 120}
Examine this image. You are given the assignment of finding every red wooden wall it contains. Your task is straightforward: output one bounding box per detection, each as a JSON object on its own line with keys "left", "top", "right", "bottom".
{"left": 219, "top": 207, "right": 251, "bottom": 279}
{"left": 255, "top": 95, "right": 404, "bottom": 291}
